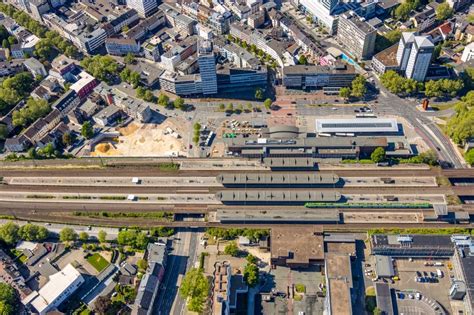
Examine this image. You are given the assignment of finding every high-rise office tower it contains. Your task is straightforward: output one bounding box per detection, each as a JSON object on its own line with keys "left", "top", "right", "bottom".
{"left": 404, "top": 36, "right": 434, "bottom": 82}
{"left": 198, "top": 40, "right": 218, "bottom": 95}
{"left": 126, "top": 0, "right": 157, "bottom": 17}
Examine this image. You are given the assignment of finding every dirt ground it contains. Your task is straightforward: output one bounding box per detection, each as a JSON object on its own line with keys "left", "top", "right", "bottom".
{"left": 91, "top": 120, "right": 188, "bottom": 157}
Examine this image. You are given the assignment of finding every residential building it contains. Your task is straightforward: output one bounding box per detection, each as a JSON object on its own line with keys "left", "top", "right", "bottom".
{"left": 396, "top": 32, "right": 415, "bottom": 72}
{"left": 447, "top": 0, "right": 470, "bottom": 11}
{"left": 23, "top": 264, "right": 84, "bottom": 315}
{"left": 4, "top": 135, "right": 31, "bottom": 152}
{"left": 93, "top": 105, "right": 123, "bottom": 127}
{"left": 212, "top": 261, "right": 232, "bottom": 315}
{"left": 10, "top": 43, "right": 24, "bottom": 59}
{"left": 28, "top": 0, "right": 51, "bottom": 22}
{"left": 105, "top": 38, "right": 141, "bottom": 55}
{"left": 410, "top": 6, "right": 437, "bottom": 31}
{"left": 94, "top": 82, "right": 153, "bottom": 122}
{"left": 371, "top": 44, "right": 399, "bottom": 75}
{"left": 70, "top": 71, "right": 98, "bottom": 100}
{"left": 198, "top": 40, "right": 217, "bottom": 95}
{"left": 337, "top": 12, "right": 377, "bottom": 60}
{"left": 282, "top": 64, "right": 356, "bottom": 89}
{"left": 0, "top": 59, "right": 25, "bottom": 77}
{"left": 143, "top": 36, "right": 163, "bottom": 61}
{"left": 103, "top": 9, "right": 139, "bottom": 35}
{"left": 24, "top": 57, "right": 47, "bottom": 77}
{"left": 124, "top": 11, "right": 166, "bottom": 40}
{"left": 133, "top": 242, "right": 168, "bottom": 315}
{"left": 126, "top": 0, "right": 158, "bottom": 17}
{"left": 52, "top": 90, "right": 81, "bottom": 115}
{"left": 0, "top": 249, "right": 32, "bottom": 298}
{"left": 50, "top": 55, "right": 77, "bottom": 81}
{"left": 405, "top": 36, "right": 434, "bottom": 81}
{"left": 461, "top": 42, "right": 474, "bottom": 62}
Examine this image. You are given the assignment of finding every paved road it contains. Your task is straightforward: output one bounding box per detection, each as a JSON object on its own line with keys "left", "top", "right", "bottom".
{"left": 154, "top": 229, "right": 200, "bottom": 315}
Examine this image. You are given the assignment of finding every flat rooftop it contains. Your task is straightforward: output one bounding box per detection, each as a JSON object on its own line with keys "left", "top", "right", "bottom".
{"left": 373, "top": 44, "right": 399, "bottom": 67}
{"left": 216, "top": 208, "right": 340, "bottom": 223}
{"left": 216, "top": 190, "right": 341, "bottom": 203}
{"left": 216, "top": 173, "right": 339, "bottom": 185}
{"left": 372, "top": 234, "right": 453, "bottom": 249}
{"left": 326, "top": 253, "right": 353, "bottom": 315}
{"left": 271, "top": 226, "right": 324, "bottom": 264}
{"left": 315, "top": 118, "right": 399, "bottom": 134}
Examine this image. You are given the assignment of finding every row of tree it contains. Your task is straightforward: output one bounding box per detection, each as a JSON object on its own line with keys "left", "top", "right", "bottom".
{"left": 0, "top": 4, "right": 79, "bottom": 59}
{"left": 12, "top": 98, "right": 50, "bottom": 127}
{"left": 226, "top": 34, "right": 278, "bottom": 69}
{"left": 380, "top": 70, "right": 464, "bottom": 98}
{"left": 206, "top": 228, "right": 269, "bottom": 242}
{"left": 0, "top": 222, "right": 49, "bottom": 245}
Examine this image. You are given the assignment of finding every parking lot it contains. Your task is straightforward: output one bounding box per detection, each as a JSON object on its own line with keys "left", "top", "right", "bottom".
{"left": 391, "top": 259, "right": 452, "bottom": 313}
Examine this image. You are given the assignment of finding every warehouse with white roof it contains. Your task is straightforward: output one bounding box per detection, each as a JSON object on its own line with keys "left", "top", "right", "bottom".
{"left": 315, "top": 118, "right": 400, "bottom": 136}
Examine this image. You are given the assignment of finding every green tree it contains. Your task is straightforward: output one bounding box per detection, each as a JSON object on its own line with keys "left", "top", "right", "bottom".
{"left": 194, "top": 122, "right": 201, "bottom": 131}
{"left": 298, "top": 55, "right": 308, "bottom": 65}
{"left": 143, "top": 90, "right": 155, "bottom": 102}
{"left": 436, "top": 2, "right": 453, "bottom": 20}
{"left": 120, "top": 68, "right": 131, "bottom": 82}
{"left": 419, "top": 149, "right": 438, "bottom": 166}
{"left": 373, "top": 307, "right": 382, "bottom": 315}
{"left": 59, "top": 227, "right": 78, "bottom": 243}
{"left": 158, "top": 93, "right": 169, "bottom": 107}
{"left": 244, "top": 262, "right": 259, "bottom": 287}
{"left": 81, "top": 121, "right": 94, "bottom": 139}
{"left": 79, "top": 231, "right": 89, "bottom": 242}
{"left": 80, "top": 55, "right": 119, "bottom": 83}
{"left": 224, "top": 242, "right": 239, "bottom": 256}
{"left": 174, "top": 97, "right": 185, "bottom": 110}
{"left": 255, "top": 88, "right": 264, "bottom": 100}
{"left": 226, "top": 103, "right": 234, "bottom": 113}
{"left": 18, "top": 224, "right": 49, "bottom": 241}
{"left": 0, "top": 222, "right": 19, "bottom": 245}
{"left": 98, "top": 230, "right": 107, "bottom": 243}
{"left": 0, "top": 283, "right": 18, "bottom": 315}
{"left": 137, "top": 259, "right": 148, "bottom": 270}
{"left": 263, "top": 98, "right": 272, "bottom": 109}
{"left": 465, "top": 149, "right": 474, "bottom": 166}
{"left": 218, "top": 103, "right": 225, "bottom": 111}
{"left": 339, "top": 87, "right": 351, "bottom": 100}
{"left": 351, "top": 75, "right": 367, "bottom": 98}
{"left": 246, "top": 254, "right": 258, "bottom": 265}
{"left": 124, "top": 52, "right": 135, "bottom": 64}
{"left": 2, "top": 39, "right": 9, "bottom": 49}
{"left": 129, "top": 71, "right": 141, "bottom": 88}
{"left": 12, "top": 98, "right": 50, "bottom": 127}
{"left": 179, "top": 268, "right": 209, "bottom": 313}
{"left": 42, "top": 143, "right": 54, "bottom": 158}
{"left": 371, "top": 147, "right": 386, "bottom": 163}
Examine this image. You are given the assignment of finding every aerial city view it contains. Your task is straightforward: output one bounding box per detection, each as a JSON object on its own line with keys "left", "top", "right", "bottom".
{"left": 0, "top": 0, "right": 473, "bottom": 312}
